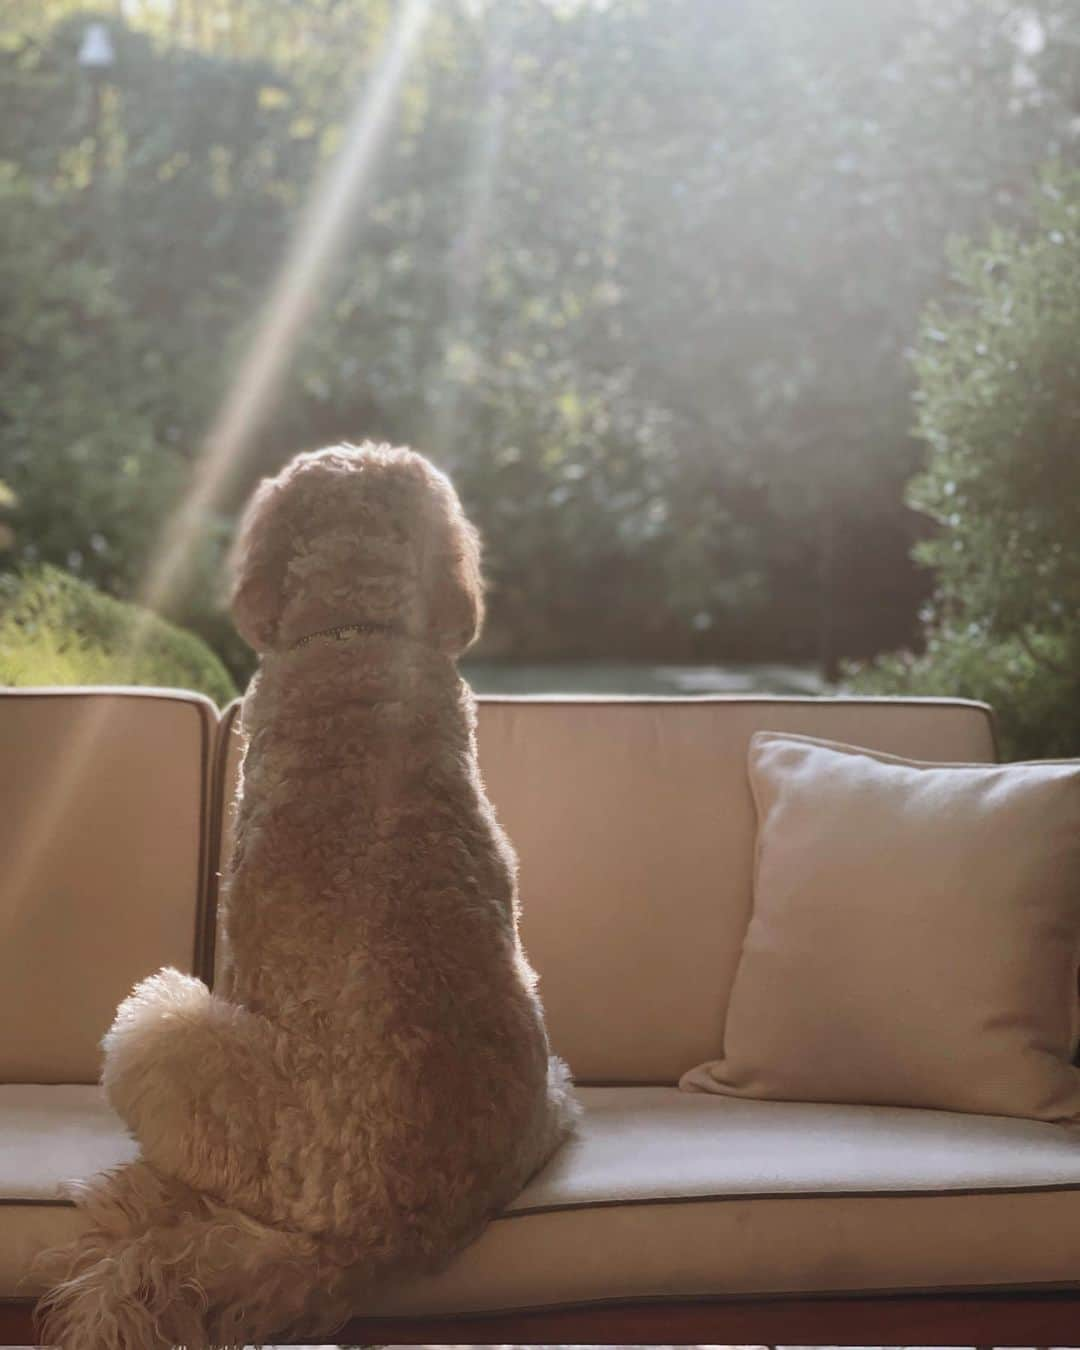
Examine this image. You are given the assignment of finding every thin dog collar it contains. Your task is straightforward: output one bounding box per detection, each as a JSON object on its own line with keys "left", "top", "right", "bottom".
{"left": 289, "top": 621, "right": 402, "bottom": 650}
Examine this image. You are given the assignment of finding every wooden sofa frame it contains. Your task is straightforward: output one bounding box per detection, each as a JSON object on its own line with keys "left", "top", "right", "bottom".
{"left": 4, "top": 1289, "right": 1080, "bottom": 1344}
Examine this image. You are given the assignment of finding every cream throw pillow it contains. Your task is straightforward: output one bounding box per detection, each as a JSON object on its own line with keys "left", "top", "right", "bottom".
{"left": 680, "top": 732, "right": 1080, "bottom": 1122}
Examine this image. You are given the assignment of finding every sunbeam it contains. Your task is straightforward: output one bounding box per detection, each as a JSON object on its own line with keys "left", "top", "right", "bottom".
{"left": 139, "top": 0, "right": 433, "bottom": 620}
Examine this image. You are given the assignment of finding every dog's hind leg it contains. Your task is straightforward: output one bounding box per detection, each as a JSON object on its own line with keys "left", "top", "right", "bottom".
{"left": 101, "top": 967, "right": 302, "bottom": 1219}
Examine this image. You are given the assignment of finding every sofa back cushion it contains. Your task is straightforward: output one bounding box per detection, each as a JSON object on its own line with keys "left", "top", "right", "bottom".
{"left": 0, "top": 689, "right": 216, "bottom": 1083}
{"left": 212, "top": 695, "right": 996, "bottom": 1084}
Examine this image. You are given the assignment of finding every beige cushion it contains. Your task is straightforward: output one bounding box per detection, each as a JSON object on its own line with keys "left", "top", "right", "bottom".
{"left": 0, "top": 689, "right": 217, "bottom": 1083}
{"left": 5, "top": 1084, "right": 1080, "bottom": 1304}
{"left": 213, "top": 697, "right": 997, "bottom": 1083}
{"left": 681, "top": 733, "right": 1080, "bottom": 1121}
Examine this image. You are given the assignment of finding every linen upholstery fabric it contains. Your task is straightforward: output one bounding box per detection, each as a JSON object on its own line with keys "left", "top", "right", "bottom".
{"left": 212, "top": 697, "right": 997, "bottom": 1082}
{"left": 681, "top": 733, "right": 1080, "bottom": 1122}
{"left": 0, "top": 689, "right": 216, "bottom": 1083}
{"left": 6, "top": 1085, "right": 1080, "bottom": 1305}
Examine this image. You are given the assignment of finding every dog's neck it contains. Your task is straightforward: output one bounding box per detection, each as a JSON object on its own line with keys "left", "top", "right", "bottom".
{"left": 288, "top": 621, "right": 406, "bottom": 651}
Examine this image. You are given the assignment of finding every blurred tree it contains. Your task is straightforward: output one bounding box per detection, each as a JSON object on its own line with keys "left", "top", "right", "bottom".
{"left": 512, "top": 0, "right": 1080, "bottom": 672}
{"left": 851, "top": 170, "right": 1080, "bottom": 759}
{"left": 0, "top": 8, "right": 315, "bottom": 677}
{"left": 0, "top": 166, "right": 182, "bottom": 592}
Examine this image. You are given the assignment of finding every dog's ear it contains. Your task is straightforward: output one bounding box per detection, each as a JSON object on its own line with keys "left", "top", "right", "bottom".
{"left": 428, "top": 511, "right": 485, "bottom": 656}
{"left": 228, "top": 475, "right": 292, "bottom": 652}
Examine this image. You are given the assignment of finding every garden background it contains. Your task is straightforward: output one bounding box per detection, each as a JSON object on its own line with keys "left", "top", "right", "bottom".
{"left": 2, "top": 0, "right": 1078, "bottom": 757}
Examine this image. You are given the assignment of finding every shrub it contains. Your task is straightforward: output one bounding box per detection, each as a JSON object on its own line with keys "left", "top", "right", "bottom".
{"left": 850, "top": 170, "right": 1080, "bottom": 760}
{"left": 0, "top": 565, "right": 238, "bottom": 706}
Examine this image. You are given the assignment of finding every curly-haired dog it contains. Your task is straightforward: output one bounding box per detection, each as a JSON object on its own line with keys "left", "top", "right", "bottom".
{"left": 39, "top": 442, "right": 581, "bottom": 1348}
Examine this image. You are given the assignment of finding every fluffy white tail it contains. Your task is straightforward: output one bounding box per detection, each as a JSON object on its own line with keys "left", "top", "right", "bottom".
{"left": 34, "top": 1161, "right": 362, "bottom": 1349}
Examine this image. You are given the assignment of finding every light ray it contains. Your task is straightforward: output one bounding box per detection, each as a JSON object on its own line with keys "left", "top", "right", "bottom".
{"left": 139, "top": 0, "right": 433, "bottom": 619}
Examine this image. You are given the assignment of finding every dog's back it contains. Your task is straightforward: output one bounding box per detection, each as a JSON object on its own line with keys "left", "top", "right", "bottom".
{"left": 223, "top": 640, "right": 559, "bottom": 1229}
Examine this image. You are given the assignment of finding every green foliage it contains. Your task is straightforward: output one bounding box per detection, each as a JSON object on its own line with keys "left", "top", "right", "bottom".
{"left": 2, "top": 1, "right": 1079, "bottom": 675}
{"left": 0, "top": 163, "right": 182, "bottom": 592}
{"left": 850, "top": 171, "right": 1080, "bottom": 759}
{"left": 0, "top": 565, "right": 238, "bottom": 704}
{"left": 850, "top": 630, "right": 1074, "bottom": 762}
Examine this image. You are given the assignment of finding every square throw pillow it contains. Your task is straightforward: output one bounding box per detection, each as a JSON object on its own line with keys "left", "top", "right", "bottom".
{"left": 680, "top": 732, "right": 1080, "bottom": 1122}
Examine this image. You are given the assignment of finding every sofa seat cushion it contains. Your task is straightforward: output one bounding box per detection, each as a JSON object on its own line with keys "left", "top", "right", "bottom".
{"left": 0, "top": 1085, "right": 136, "bottom": 1299}
{"left": 4, "top": 1085, "right": 1080, "bottom": 1307}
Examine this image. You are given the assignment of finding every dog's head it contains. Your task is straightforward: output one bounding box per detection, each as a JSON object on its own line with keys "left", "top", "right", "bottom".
{"left": 229, "top": 442, "right": 483, "bottom": 657}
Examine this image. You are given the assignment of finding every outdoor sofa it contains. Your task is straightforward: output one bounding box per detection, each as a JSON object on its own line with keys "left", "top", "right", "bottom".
{"left": 2, "top": 686, "right": 1079, "bottom": 1345}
